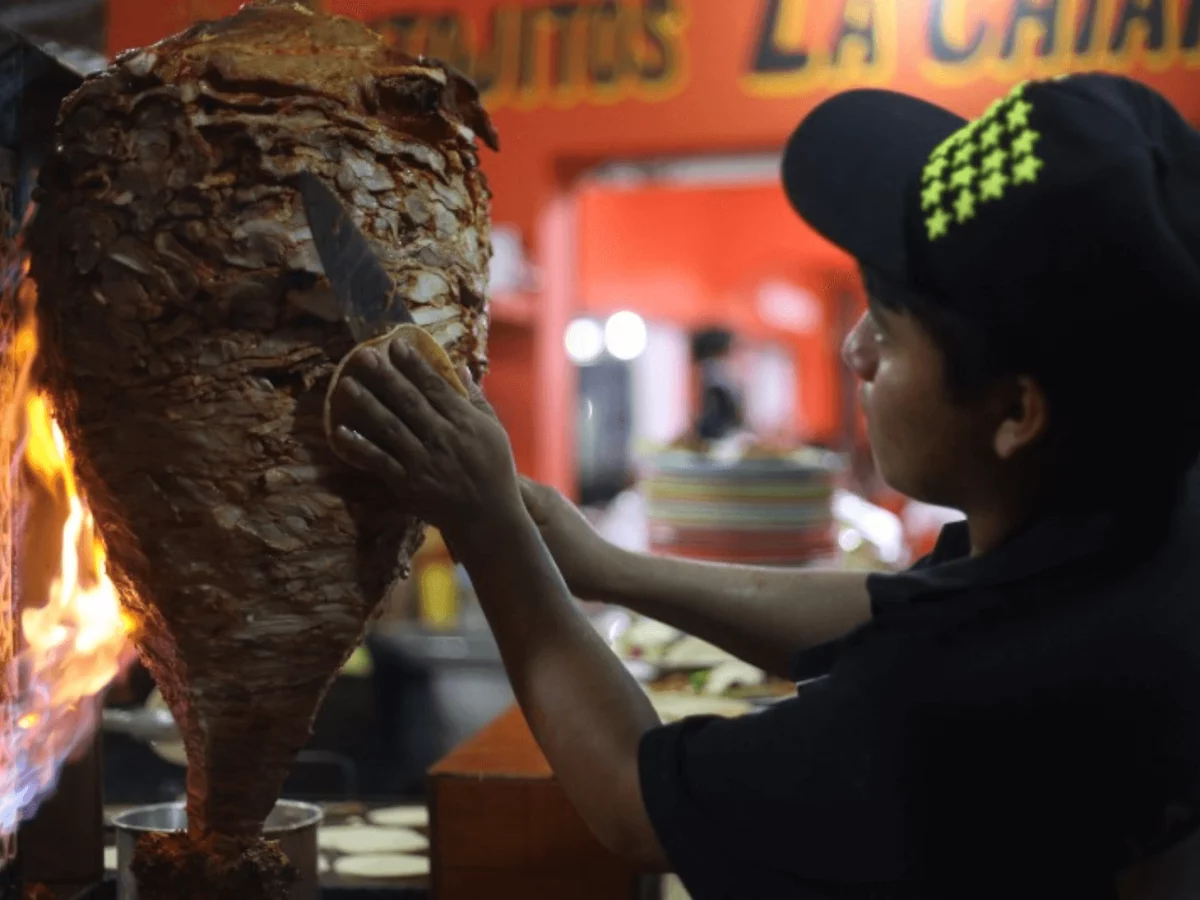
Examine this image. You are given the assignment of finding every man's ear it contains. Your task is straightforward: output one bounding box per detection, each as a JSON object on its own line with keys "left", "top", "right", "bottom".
{"left": 993, "top": 376, "right": 1049, "bottom": 460}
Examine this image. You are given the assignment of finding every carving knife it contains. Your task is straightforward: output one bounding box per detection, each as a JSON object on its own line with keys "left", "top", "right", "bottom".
{"left": 297, "top": 171, "right": 414, "bottom": 342}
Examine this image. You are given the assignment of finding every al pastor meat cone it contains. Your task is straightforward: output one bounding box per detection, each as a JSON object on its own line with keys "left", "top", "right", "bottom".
{"left": 27, "top": 1, "right": 495, "bottom": 886}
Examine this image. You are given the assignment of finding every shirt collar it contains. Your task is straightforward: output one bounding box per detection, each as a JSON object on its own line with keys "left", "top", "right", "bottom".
{"left": 871, "top": 504, "right": 1136, "bottom": 609}
{"left": 791, "top": 471, "right": 1195, "bottom": 683}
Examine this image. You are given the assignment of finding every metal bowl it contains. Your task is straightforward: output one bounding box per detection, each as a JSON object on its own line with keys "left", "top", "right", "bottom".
{"left": 111, "top": 800, "right": 323, "bottom": 900}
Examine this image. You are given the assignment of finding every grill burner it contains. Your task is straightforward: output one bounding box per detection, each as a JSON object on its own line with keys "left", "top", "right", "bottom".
{"left": 2, "top": 739, "right": 107, "bottom": 899}
{"left": 0, "top": 27, "right": 108, "bottom": 900}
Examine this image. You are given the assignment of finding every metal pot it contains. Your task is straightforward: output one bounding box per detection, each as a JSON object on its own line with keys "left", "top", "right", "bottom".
{"left": 110, "top": 800, "right": 323, "bottom": 900}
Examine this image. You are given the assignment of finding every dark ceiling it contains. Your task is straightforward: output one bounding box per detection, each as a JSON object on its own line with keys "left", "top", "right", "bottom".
{"left": 0, "top": 0, "right": 106, "bottom": 56}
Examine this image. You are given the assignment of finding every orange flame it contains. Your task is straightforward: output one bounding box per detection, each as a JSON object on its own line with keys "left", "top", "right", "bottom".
{"left": 0, "top": 258, "right": 136, "bottom": 843}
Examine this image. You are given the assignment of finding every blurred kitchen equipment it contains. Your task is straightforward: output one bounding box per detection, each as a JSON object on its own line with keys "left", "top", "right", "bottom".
{"left": 103, "top": 689, "right": 184, "bottom": 766}
{"left": 102, "top": 706, "right": 177, "bottom": 745}
{"left": 106, "top": 691, "right": 362, "bottom": 801}
{"left": 368, "top": 624, "right": 513, "bottom": 785}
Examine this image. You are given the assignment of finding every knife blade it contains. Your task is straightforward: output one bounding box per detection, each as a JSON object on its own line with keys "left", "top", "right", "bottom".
{"left": 298, "top": 171, "right": 414, "bottom": 343}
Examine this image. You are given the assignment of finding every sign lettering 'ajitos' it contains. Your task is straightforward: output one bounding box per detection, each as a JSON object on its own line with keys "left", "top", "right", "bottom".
{"left": 373, "top": 1, "right": 690, "bottom": 111}
{"left": 375, "top": 0, "right": 1200, "bottom": 111}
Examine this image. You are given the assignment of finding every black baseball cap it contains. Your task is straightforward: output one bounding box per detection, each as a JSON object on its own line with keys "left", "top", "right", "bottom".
{"left": 781, "top": 74, "right": 1200, "bottom": 335}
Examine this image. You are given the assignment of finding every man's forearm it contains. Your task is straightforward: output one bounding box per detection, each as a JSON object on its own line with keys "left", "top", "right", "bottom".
{"left": 589, "top": 548, "right": 872, "bottom": 679}
{"left": 454, "top": 507, "right": 667, "bottom": 863}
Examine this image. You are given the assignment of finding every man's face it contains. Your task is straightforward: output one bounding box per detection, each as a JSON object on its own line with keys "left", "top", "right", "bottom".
{"left": 842, "top": 303, "right": 999, "bottom": 507}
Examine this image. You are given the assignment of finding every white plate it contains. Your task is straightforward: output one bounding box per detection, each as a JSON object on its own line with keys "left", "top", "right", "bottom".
{"left": 334, "top": 853, "right": 429, "bottom": 880}
{"left": 367, "top": 806, "right": 429, "bottom": 829}
{"left": 318, "top": 826, "right": 428, "bottom": 855}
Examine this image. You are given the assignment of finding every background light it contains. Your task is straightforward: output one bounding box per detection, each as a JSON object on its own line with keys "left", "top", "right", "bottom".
{"left": 837, "top": 528, "right": 864, "bottom": 554}
{"left": 604, "top": 311, "right": 647, "bottom": 361}
{"left": 564, "top": 318, "right": 605, "bottom": 365}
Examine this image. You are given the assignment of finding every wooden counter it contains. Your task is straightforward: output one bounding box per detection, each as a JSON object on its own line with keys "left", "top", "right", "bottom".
{"left": 428, "top": 707, "right": 662, "bottom": 900}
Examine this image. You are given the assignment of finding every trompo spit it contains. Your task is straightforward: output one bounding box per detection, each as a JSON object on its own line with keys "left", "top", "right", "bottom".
{"left": 27, "top": 1, "right": 497, "bottom": 895}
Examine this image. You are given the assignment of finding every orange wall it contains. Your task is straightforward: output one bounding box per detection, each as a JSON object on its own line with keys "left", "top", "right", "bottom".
{"left": 104, "top": 0, "right": 1200, "bottom": 484}
{"left": 110, "top": 0, "right": 1200, "bottom": 243}
{"left": 576, "top": 181, "right": 854, "bottom": 442}
{"left": 482, "top": 322, "right": 539, "bottom": 476}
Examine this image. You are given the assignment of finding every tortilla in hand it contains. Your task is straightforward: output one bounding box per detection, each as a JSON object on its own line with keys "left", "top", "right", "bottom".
{"left": 324, "top": 323, "right": 469, "bottom": 453}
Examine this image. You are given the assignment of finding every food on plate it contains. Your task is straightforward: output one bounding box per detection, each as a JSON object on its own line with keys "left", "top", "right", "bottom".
{"left": 661, "top": 635, "right": 735, "bottom": 668}
{"left": 650, "top": 693, "right": 755, "bottom": 724}
{"left": 701, "top": 660, "right": 768, "bottom": 696}
{"left": 619, "top": 618, "right": 681, "bottom": 662}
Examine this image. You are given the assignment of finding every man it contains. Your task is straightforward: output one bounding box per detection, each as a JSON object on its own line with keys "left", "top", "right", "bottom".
{"left": 690, "top": 326, "right": 744, "bottom": 442}
{"left": 327, "top": 74, "right": 1200, "bottom": 898}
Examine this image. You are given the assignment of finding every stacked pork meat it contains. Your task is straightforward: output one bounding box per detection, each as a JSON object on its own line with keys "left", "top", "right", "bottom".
{"left": 28, "top": 1, "right": 497, "bottom": 895}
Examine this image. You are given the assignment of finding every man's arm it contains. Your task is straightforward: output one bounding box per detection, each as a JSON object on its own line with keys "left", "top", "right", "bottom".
{"left": 604, "top": 551, "right": 871, "bottom": 680}
{"left": 325, "top": 342, "right": 668, "bottom": 864}
{"left": 521, "top": 481, "right": 871, "bottom": 679}
{"left": 454, "top": 510, "right": 669, "bottom": 864}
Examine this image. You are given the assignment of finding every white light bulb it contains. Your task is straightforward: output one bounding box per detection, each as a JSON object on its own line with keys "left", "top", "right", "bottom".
{"left": 564, "top": 318, "right": 605, "bottom": 365}
{"left": 604, "top": 311, "right": 647, "bottom": 361}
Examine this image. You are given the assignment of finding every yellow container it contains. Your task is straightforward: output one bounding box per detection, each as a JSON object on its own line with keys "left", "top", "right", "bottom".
{"left": 415, "top": 528, "right": 459, "bottom": 630}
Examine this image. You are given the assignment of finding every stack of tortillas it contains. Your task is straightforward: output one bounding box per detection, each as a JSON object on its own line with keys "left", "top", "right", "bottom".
{"left": 319, "top": 805, "right": 432, "bottom": 881}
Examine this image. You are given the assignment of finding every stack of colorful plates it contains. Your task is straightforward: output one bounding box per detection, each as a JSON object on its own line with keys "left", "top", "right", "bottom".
{"left": 642, "top": 448, "right": 838, "bottom": 566}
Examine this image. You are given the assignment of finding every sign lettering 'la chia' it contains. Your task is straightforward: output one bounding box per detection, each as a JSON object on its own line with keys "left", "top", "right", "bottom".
{"left": 374, "top": 0, "right": 1200, "bottom": 112}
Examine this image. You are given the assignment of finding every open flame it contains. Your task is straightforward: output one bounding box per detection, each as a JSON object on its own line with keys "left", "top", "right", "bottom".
{"left": 0, "top": 258, "right": 136, "bottom": 849}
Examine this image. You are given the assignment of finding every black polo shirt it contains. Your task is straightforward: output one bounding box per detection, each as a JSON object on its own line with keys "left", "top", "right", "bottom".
{"left": 638, "top": 469, "right": 1200, "bottom": 899}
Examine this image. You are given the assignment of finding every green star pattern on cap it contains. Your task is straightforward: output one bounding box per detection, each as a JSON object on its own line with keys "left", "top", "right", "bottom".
{"left": 926, "top": 207, "right": 951, "bottom": 240}
{"left": 1013, "top": 154, "right": 1043, "bottom": 184}
{"left": 921, "top": 80, "right": 1046, "bottom": 243}
{"left": 982, "top": 148, "right": 1007, "bottom": 173}
{"left": 922, "top": 180, "right": 947, "bottom": 210}
{"left": 954, "top": 189, "right": 976, "bottom": 223}
{"left": 931, "top": 125, "right": 967, "bottom": 160}
{"left": 979, "top": 170, "right": 1007, "bottom": 201}
{"left": 923, "top": 155, "right": 949, "bottom": 182}
{"left": 981, "top": 121, "right": 1004, "bottom": 149}
{"left": 950, "top": 165, "right": 976, "bottom": 188}
{"left": 1006, "top": 99, "right": 1033, "bottom": 130}
{"left": 1011, "top": 129, "right": 1040, "bottom": 156}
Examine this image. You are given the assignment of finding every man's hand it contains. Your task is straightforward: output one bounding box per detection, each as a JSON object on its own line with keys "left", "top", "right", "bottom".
{"left": 329, "top": 336, "right": 666, "bottom": 866}
{"left": 519, "top": 478, "right": 621, "bottom": 598}
{"left": 327, "top": 336, "right": 522, "bottom": 546}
